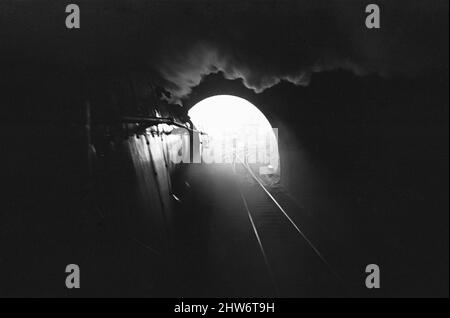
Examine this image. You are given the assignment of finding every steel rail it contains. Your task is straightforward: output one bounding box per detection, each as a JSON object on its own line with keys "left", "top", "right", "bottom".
{"left": 235, "top": 156, "right": 347, "bottom": 288}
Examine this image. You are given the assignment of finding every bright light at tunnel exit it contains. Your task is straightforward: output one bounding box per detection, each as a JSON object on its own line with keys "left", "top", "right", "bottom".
{"left": 188, "top": 95, "right": 279, "bottom": 177}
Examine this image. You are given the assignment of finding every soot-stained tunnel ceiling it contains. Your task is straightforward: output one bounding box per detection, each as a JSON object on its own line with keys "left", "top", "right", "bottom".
{"left": 1, "top": 0, "right": 448, "bottom": 106}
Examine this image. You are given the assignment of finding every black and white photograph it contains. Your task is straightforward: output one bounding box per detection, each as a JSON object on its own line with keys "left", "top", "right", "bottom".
{"left": 0, "top": 0, "right": 448, "bottom": 302}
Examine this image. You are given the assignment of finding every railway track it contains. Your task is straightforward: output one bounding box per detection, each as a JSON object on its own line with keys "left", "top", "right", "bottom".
{"left": 233, "top": 159, "right": 347, "bottom": 297}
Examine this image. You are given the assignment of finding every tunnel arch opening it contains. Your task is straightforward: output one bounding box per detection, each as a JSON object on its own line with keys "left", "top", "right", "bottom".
{"left": 189, "top": 95, "right": 280, "bottom": 184}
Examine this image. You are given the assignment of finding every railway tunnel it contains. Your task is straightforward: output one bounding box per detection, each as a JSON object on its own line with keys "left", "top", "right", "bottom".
{"left": 0, "top": 1, "right": 448, "bottom": 299}
{"left": 1, "top": 67, "right": 447, "bottom": 298}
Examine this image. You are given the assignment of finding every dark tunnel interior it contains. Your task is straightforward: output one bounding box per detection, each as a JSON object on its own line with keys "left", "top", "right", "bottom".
{"left": 1, "top": 66, "right": 447, "bottom": 297}
{"left": 0, "top": 0, "right": 448, "bottom": 298}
